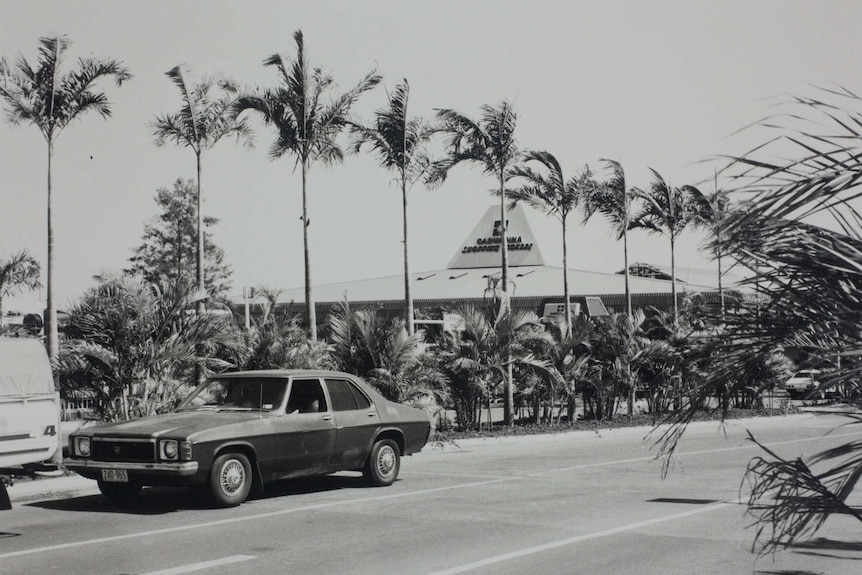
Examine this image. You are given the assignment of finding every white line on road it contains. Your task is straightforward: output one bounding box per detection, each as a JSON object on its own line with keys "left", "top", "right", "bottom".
{"left": 2, "top": 429, "right": 858, "bottom": 562}
{"left": 425, "top": 502, "right": 735, "bottom": 575}
{"left": 0, "top": 477, "right": 511, "bottom": 560}
{"left": 141, "top": 555, "right": 255, "bottom": 575}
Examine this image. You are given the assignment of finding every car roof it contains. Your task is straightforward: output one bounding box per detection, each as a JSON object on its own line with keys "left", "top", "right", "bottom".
{"left": 208, "top": 369, "right": 386, "bottom": 400}
{"left": 214, "top": 369, "right": 361, "bottom": 379}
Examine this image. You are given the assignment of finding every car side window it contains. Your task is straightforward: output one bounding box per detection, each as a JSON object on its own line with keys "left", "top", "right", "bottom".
{"left": 325, "top": 379, "right": 359, "bottom": 411}
{"left": 286, "top": 379, "right": 327, "bottom": 414}
{"left": 325, "top": 379, "right": 373, "bottom": 411}
{"left": 348, "top": 381, "right": 372, "bottom": 410}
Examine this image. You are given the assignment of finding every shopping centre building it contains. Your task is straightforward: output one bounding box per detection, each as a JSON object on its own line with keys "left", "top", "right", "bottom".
{"left": 236, "top": 205, "right": 741, "bottom": 326}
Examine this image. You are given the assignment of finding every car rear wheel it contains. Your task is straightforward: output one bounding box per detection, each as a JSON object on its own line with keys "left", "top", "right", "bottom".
{"left": 209, "top": 452, "right": 252, "bottom": 507}
{"left": 363, "top": 439, "right": 400, "bottom": 487}
{"left": 98, "top": 480, "right": 142, "bottom": 502}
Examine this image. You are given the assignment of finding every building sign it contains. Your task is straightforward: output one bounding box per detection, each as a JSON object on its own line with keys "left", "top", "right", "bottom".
{"left": 448, "top": 205, "right": 545, "bottom": 269}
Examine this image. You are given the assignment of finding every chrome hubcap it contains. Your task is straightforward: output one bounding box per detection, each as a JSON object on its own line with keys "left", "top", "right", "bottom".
{"left": 376, "top": 445, "right": 396, "bottom": 478}
{"left": 220, "top": 459, "right": 245, "bottom": 495}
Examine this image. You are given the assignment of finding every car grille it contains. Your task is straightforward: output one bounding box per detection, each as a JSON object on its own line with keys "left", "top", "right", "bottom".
{"left": 92, "top": 438, "right": 156, "bottom": 462}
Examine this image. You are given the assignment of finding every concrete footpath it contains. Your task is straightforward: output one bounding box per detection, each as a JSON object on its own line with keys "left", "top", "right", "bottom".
{"left": 5, "top": 472, "right": 99, "bottom": 504}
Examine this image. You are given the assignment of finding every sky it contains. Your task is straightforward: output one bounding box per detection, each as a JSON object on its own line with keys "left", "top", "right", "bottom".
{"left": 1, "top": 0, "right": 859, "bottom": 314}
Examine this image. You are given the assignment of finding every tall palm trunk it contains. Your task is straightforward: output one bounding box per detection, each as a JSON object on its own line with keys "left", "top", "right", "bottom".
{"left": 302, "top": 158, "right": 317, "bottom": 340}
{"left": 624, "top": 223, "right": 635, "bottom": 416}
{"left": 46, "top": 140, "right": 58, "bottom": 366}
{"left": 718, "top": 251, "right": 724, "bottom": 321}
{"left": 402, "top": 168, "right": 414, "bottom": 335}
{"left": 195, "top": 152, "right": 205, "bottom": 315}
{"left": 500, "top": 167, "right": 514, "bottom": 426}
{"left": 670, "top": 232, "right": 678, "bottom": 327}
{"left": 562, "top": 217, "right": 571, "bottom": 337}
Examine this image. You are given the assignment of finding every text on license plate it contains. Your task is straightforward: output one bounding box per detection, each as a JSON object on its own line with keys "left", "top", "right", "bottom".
{"left": 101, "top": 469, "right": 128, "bottom": 482}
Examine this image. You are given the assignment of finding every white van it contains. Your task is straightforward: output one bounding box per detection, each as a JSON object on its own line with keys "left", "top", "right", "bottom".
{"left": 0, "top": 338, "right": 62, "bottom": 471}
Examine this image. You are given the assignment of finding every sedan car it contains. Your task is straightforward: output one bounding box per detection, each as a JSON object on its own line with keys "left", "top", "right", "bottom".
{"left": 65, "top": 370, "right": 432, "bottom": 507}
{"left": 784, "top": 369, "right": 821, "bottom": 398}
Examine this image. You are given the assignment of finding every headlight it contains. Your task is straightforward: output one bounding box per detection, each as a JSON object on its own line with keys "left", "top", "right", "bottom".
{"left": 74, "top": 437, "right": 91, "bottom": 457}
{"left": 160, "top": 440, "right": 179, "bottom": 461}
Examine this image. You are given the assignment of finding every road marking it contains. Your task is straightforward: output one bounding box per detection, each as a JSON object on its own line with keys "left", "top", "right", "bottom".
{"left": 426, "top": 502, "right": 735, "bottom": 575}
{"left": 0, "top": 477, "right": 512, "bottom": 560}
{"left": 141, "top": 555, "right": 255, "bottom": 575}
{"left": 2, "top": 429, "right": 859, "bottom": 561}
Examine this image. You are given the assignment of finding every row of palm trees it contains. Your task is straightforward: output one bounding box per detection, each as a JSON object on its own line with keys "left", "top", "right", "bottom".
{"left": 59, "top": 270, "right": 760, "bottom": 427}
{"left": 1, "top": 32, "right": 730, "bottom": 389}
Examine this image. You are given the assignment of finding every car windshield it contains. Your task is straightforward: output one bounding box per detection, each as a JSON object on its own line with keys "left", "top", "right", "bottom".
{"left": 178, "top": 378, "right": 288, "bottom": 412}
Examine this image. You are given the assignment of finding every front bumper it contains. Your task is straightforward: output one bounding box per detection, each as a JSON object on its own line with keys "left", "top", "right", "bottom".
{"left": 65, "top": 458, "right": 200, "bottom": 483}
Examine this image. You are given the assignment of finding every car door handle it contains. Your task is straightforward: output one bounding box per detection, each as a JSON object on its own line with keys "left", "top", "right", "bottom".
{"left": 321, "top": 415, "right": 333, "bottom": 421}
{"left": 367, "top": 412, "right": 377, "bottom": 417}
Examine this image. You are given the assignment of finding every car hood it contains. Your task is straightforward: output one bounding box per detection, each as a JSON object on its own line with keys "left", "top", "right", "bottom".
{"left": 79, "top": 410, "right": 269, "bottom": 440}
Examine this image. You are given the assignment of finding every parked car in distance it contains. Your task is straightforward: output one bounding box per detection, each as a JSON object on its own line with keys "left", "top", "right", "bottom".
{"left": 784, "top": 369, "right": 821, "bottom": 398}
{"left": 65, "top": 370, "right": 432, "bottom": 507}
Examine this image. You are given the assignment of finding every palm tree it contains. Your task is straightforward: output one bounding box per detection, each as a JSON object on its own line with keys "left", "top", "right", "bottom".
{"left": 348, "top": 80, "right": 435, "bottom": 335}
{"left": 58, "top": 274, "right": 240, "bottom": 420}
{"left": 582, "top": 159, "right": 636, "bottom": 318}
{"left": 152, "top": 65, "right": 251, "bottom": 313}
{"left": 0, "top": 250, "right": 41, "bottom": 321}
{"left": 437, "top": 302, "right": 555, "bottom": 429}
{"left": 0, "top": 35, "right": 131, "bottom": 363}
{"left": 540, "top": 312, "right": 593, "bottom": 422}
{"left": 630, "top": 170, "right": 702, "bottom": 326}
{"left": 233, "top": 30, "right": 380, "bottom": 340}
{"left": 652, "top": 86, "right": 862, "bottom": 554}
{"left": 508, "top": 152, "right": 596, "bottom": 336}
{"left": 433, "top": 101, "right": 520, "bottom": 424}
{"left": 688, "top": 174, "right": 732, "bottom": 319}
{"left": 327, "top": 300, "right": 447, "bottom": 405}
{"left": 589, "top": 310, "right": 649, "bottom": 419}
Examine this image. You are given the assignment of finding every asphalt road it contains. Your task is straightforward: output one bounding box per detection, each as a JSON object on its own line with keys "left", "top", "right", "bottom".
{"left": 2, "top": 413, "right": 861, "bottom": 575}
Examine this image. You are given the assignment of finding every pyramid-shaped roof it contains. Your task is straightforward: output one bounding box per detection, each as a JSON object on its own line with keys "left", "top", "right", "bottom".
{"left": 448, "top": 205, "right": 545, "bottom": 268}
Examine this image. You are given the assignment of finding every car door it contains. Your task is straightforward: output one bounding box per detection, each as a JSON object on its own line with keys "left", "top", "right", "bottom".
{"left": 274, "top": 378, "right": 336, "bottom": 474}
{"left": 324, "top": 377, "right": 380, "bottom": 469}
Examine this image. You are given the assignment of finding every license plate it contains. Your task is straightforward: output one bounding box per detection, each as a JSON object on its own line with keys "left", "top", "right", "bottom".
{"left": 101, "top": 469, "right": 128, "bottom": 483}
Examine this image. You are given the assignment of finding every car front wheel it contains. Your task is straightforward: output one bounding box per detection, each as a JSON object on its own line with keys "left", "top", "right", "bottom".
{"left": 363, "top": 439, "right": 400, "bottom": 487}
{"left": 209, "top": 452, "right": 252, "bottom": 507}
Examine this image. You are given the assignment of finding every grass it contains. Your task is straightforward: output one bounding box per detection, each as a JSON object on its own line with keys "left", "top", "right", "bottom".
{"left": 432, "top": 406, "right": 799, "bottom": 442}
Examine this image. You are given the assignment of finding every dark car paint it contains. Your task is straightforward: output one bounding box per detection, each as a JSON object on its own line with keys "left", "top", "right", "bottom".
{"left": 65, "top": 370, "right": 431, "bottom": 489}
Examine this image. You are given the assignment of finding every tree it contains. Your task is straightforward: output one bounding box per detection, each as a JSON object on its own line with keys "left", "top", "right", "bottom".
{"left": 0, "top": 250, "right": 41, "bottom": 321}
{"left": 582, "top": 159, "right": 636, "bottom": 319}
{"left": 433, "top": 101, "right": 521, "bottom": 425}
{"left": 509, "top": 152, "right": 595, "bottom": 336}
{"left": 233, "top": 30, "right": 380, "bottom": 340}
{"left": 436, "top": 302, "right": 555, "bottom": 429}
{"left": 540, "top": 312, "right": 593, "bottom": 423}
{"left": 128, "top": 179, "right": 233, "bottom": 302}
{"left": 630, "top": 170, "right": 705, "bottom": 326}
{"left": 0, "top": 35, "right": 131, "bottom": 364}
{"left": 688, "top": 175, "right": 732, "bottom": 320}
{"left": 587, "top": 311, "right": 650, "bottom": 420}
{"left": 152, "top": 65, "right": 251, "bottom": 312}
{"left": 348, "top": 80, "right": 436, "bottom": 335}
{"left": 327, "top": 300, "right": 446, "bottom": 405}
{"left": 653, "top": 85, "right": 862, "bottom": 554}
{"left": 58, "top": 274, "right": 240, "bottom": 420}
